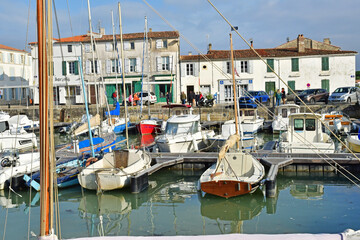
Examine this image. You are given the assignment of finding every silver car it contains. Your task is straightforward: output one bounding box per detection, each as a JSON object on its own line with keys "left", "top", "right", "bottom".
{"left": 328, "top": 87, "right": 360, "bottom": 104}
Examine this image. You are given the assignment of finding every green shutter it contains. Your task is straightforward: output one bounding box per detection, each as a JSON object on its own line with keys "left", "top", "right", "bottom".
{"left": 321, "top": 79, "right": 330, "bottom": 92}
{"left": 291, "top": 58, "right": 299, "bottom": 72}
{"left": 265, "top": 82, "right": 276, "bottom": 95}
{"left": 267, "top": 59, "right": 274, "bottom": 72}
{"left": 62, "top": 61, "right": 66, "bottom": 76}
{"left": 134, "top": 81, "right": 142, "bottom": 93}
{"left": 321, "top": 57, "right": 329, "bottom": 71}
{"left": 74, "top": 61, "right": 79, "bottom": 75}
{"left": 288, "top": 81, "right": 296, "bottom": 93}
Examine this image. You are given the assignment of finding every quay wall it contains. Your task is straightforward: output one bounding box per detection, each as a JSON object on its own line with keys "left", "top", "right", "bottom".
{"left": 1, "top": 102, "right": 360, "bottom": 123}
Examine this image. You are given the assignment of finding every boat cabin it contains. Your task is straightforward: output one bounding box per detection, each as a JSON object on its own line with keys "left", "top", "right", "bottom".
{"left": 275, "top": 104, "right": 300, "bottom": 118}
{"left": 162, "top": 104, "right": 192, "bottom": 117}
{"left": 164, "top": 115, "right": 200, "bottom": 136}
{"left": 287, "top": 113, "right": 324, "bottom": 143}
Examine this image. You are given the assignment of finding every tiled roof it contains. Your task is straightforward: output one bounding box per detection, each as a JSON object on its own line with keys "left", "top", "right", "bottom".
{"left": 30, "top": 31, "right": 179, "bottom": 45}
{"left": 0, "top": 44, "right": 27, "bottom": 52}
{"left": 181, "top": 48, "right": 357, "bottom": 61}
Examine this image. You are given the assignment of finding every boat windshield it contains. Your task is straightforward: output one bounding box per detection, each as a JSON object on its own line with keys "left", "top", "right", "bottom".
{"left": 0, "top": 121, "right": 9, "bottom": 133}
{"left": 165, "top": 121, "right": 198, "bottom": 135}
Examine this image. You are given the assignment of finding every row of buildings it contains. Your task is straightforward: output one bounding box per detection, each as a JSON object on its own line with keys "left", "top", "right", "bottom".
{"left": 0, "top": 30, "right": 357, "bottom": 105}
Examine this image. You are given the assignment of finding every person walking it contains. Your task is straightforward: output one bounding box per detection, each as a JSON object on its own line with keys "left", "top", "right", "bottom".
{"left": 181, "top": 91, "right": 186, "bottom": 104}
{"left": 275, "top": 89, "right": 281, "bottom": 106}
{"left": 133, "top": 93, "right": 140, "bottom": 106}
{"left": 281, "top": 88, "right": 286, "bottom": 105}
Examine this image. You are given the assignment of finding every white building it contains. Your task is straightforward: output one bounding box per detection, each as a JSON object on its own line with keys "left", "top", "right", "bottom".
{"left": 180, "top": 34, "right": 357, "bottom": 103}
{"left": 30, "top": 29, "right": 180, "bottom": 105}
{"left": 0, "top": 44, "right": 33, "bottom": 104}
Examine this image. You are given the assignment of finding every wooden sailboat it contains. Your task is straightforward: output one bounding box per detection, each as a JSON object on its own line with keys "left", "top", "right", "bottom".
{"left": 199, "top": 33, "right": 264, "bottom": 198}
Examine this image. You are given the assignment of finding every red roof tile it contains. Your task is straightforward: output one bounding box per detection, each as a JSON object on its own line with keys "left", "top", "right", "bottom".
{"left": 0, "top": 44, "right": 27, "bottom": 52}
{"left": 181, "top": 48, "right": 357, "bottom": 61}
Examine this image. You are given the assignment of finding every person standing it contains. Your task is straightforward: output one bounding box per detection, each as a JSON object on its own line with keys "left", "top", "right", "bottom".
{"left": 195, "top": 92, "right": 200, "bottom": 106}
{"left": 166, "top": 92, "right": 170, "bottom": 105}
{"left": 133, "top": 93, "right": 140, "bottom": 106}
{"left": 188, "top": 91, "right": 194, "bottom": 105}
{"left": 128, "top": 94, "right": 133, "bottom": 106}
{"left": 275, "top": 89, "right": 281, "bottom": 106}
{"left": 281, "top": 88, "right": 286, "bottom": 105}
{"left": 181, "top": 91, "right": 186, "bottom": 104}
{"left": 112, "top": 91, "right": 117, "bottom": 106}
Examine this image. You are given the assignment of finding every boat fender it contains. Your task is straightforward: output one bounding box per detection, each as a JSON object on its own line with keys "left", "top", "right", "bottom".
{"left": 85, "top": 157, "right": 98, "bottom": 167}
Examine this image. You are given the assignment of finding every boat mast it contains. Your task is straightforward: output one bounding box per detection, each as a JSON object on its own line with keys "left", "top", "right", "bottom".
{"left": 111, "top": 11, "right": 119, "bottom": 104}
{"left": 230, "top": 33, "right": 240, "bottom": 149}
{"left": 145, "top": 16, "right": 151, "bottom": 118}
{"left": 38, "top": 0, "right": 50, "bottom": 236}
{"left": 86, "top": 0, "right": 99, "bottom": 115}
{"left": 118, "top": 2, "right": 129, "bottom": 148}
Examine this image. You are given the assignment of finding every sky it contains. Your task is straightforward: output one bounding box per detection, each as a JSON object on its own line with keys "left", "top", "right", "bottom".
{"left": 1, "top": 0, "right": 359, "bottom": 69}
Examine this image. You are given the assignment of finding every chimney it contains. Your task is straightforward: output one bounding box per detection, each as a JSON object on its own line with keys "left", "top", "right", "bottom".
{"left": 149, "top": 28, "right": 152, "bottom": 32}
{"left": 188, "top": 51, "right": 192, "bottom": 56}
{"left": 100, "top": 28, "right": 105, "bottom": 35}
{"left": 323, "top": 38, "right": 331, "bottom": 45}
{"left": 250, "top": 39, "right": 253, "bottom": 48}
{"left": 208, "top": 43, "right": 212, "bottom": 51}
{"left": 297, "top": 34, "right": 305, "bottom": 53}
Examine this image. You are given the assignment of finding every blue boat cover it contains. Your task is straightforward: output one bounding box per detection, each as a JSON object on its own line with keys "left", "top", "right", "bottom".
{"left": 106, "top": 102, "right": 120, "bottom": 116}
{"left": 79, "top": 137, "right": 105, "bottom": 149}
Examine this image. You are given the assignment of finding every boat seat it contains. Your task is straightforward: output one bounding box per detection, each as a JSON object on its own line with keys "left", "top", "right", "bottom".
{"left": 114, "top": 150, "right": 129, "bottom": 168}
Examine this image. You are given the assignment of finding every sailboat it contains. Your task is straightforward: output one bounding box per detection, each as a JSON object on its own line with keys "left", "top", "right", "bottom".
{"left": 137, "top": 16, "right": 162, "bottom": 135}
{"left": 199, "top": 34, "right": 264, "bottom": 198}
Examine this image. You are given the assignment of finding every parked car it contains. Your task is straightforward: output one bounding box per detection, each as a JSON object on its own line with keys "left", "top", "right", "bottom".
{"left": 328, "top": 87, "right": 360, "bottom": 104}
{"left": 239, "top": 91, "right": 270, "bottom": 105}
{"left": 125, "top": 92, "right": 157, "bottom": 105}
{"left": 294, "top": 88, "right": 329, "bottom": 104}
{"left": 286, "top": 90, "right": 304, "bottom": 102}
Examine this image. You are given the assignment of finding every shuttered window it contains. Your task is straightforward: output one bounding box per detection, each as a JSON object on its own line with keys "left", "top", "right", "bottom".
{"left": 291, "top": 58, "right": 299, "bottom": 72}
{"left": 288, "top": 81, "right": 295, "bottom": 93}
{"left": 321, "top": 57, "right": 329, "bottom": 71}
{"left": 267, "top": 59, "right": 274, "bottom": 72}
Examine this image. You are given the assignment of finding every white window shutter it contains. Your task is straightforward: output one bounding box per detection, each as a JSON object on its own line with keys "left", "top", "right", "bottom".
{"left": 124, "top": 42, "right": 130, "bottom": 50}
{"left": 156, "top": 40, "right": 163, "bottom": 49}
{"left": 156, "top": 57, "right": 162, "bottom": 71}
{"left": 106, "top": 59, "right": 111, "bottom": 73}
{"left": 136, "top": 57, "right": 141, "bottom": 73}
{"left": 222, "top": 61, "right": 228, "bottom": 74}
{"left": 105, "top": 43, "right": 111, "bottom": 52}
{"left": 194, "top": 63, "right": 199, "bottom": 77}
{"left": 85, "top": 44, "right": 90, "bottom": 53}
{"left": 248, "top": 60, "right": 253, "bottom": 74}
{"left": 97, "top": 60, "right": 101, "bottom": 74}
{"left": 2, "top": 53, "right": 6, "bottom": 63}
{"left": 118, "top": 59, "right": 122, "bottom": 74}
{"left": 181, "top": 63, "right": 186, "bottom": 77}
{"left": 169, "top": 56, "right": 173, "bottom": 71}
{"left": 85, "top": 60, "right": 91, "bottom": 74}
{"left": 125, "top": 58, "right": 130, "bottom": 73}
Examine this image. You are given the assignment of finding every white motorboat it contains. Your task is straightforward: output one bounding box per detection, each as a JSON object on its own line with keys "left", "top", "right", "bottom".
{"left": 8, "top": 115, "right": 39, "bottom": 130}
{"left": 322, "top": 111, "right": 352, "bottom": 134}
{"left": 156, "top": 114, "right": 215, "bottom": 153}
{"left": 272, "top": 104, "right": 300, "bottom": 133}
{"left": 207, "top": 120, "right": 257, "bottom": 152}
{"left": 78, "top": 149, "right": 151, "bottom": 191}
{"left": 200, "top": 135, "right": 265, "bottom": 198}
{"left": 278, "top": 113, "right": 335, "bottom": 153}
{"left": 238, "top": 105, "right": 264, "bottom": 134}
{"left": 0, "top": 150, "right": 40, "bottom": 190}
{"left": 0, "top": 119, "right": 37, "bottom": 152}
{"left": 346, "top": 134, "right": 360, "bottom": 153}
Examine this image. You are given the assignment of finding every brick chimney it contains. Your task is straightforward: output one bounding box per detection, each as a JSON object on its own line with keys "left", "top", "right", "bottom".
{"left": 208, "top": 43, "right": 212, "bottom": 51}
{"left": 188, "top": 51, "right": 192, "bottom": 56}
{"left": 323, "top": 38, "right": 331, "bottom": 45}
{"left": 297, "top": 34, "right": 305, "bottom": 53}
{"left": 100, "top": 27, "right": 105, "bottom": 35}
{"left": 149, "top": 28, "right": 152, "bottom": 32}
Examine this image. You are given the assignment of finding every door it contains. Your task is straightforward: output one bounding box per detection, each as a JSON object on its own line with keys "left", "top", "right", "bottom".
{"left": 288, "top": 81, "right": 295, "bottom": 94}
{"left": 321, "top": 79, "right": 330, "bottom": 92}
{"left": 106, "top": 84, "right": 116, "bottom": 104}
{"left": 265, "top": 82, "right": 276, "bottom": 96}
{"left": 187, "top": 85, "right": 194, "bottom": 103}
{"left": 90, "top": 85, "right": 96, "bottom": 104}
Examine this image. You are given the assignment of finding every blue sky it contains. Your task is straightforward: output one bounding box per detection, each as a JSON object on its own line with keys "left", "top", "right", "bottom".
{"left": 1, "top": 0, "right": 359, "bottom": 69}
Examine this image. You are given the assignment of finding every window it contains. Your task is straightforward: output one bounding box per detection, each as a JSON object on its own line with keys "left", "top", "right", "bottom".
{"left": 226, "top": 62, "right": 231, "bottom": 74}
{"left": 75, "top": 86, "right": 81, "bottom": 95}
{"left": 163, "top": 40, "right": 168, "bottom": 48}
{"left": 68, "top": 45, "right": 72, "bottom": 53}
{"left": 90, "top": 60, "right": 98, "bottom": 74}
{"left": 0, "top": 67, "right": 3, "bottom": 81}
{"left": 281, "top": 109, "right": 288, "bottom": 118}
{"left": 161, "top": 56, "right": 170, "bottom": 71}
{"left": 240, "top": 61, "right": 248, "bottom": 73}
{"left": 294, "top": 119, "right": 304, "bottom": 131}
{"left": 11, "top": 88, "right": 16, "bottom": 99}
{"left": 186, "top": 63, "right": 194, "bottom": 76}
{"left": 111, "top": 59, "right": 119, "bottom": 73}
{"left": 0, "top": 52, "right": 2, "bottom": 63}
{"left": 321, "top": 57, "right": 329, "bottom": 71}
{"left": 267, "top": 59, "right": 274, "bottom": 72}
{"left": 68, "top": 61, "right": 75, "bottom": 74}
{"left": 291, "top": 58, "right": 299, "bottom": 72}
{"left": 22, "top": 88, "right": 27, "bottom": 99}
{"left": 9, "top": 53, "right": 14, "bottom": 63}
{"left": 129, "top": 58, "right": 136, "bottom": 72}
{"left": 305, "top": 119, "right": 316, "bottom": 131}
{"left": 130, "top": 42, "right": 135, "bottom": 50}
{"left": 20, "top": 55, "right": 25, "bottom": 64}
{"left": 290, "top": 108, "right": 297, "bottom": 114}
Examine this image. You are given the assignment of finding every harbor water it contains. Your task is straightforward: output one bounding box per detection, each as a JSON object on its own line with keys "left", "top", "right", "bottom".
{"left": 0, "top": 132, "right": 359, "bottom": 239}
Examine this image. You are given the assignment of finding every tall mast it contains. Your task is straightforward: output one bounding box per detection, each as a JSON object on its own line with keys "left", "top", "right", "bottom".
{"left": 38, "top": 0, "right": 50, "bottom": 236}
{"left": 145, "top": 16, "right": 151, "bottom": 118}
{"left": 118, "top": 2, "right": 129, "bottom": 148}
{"left": 87, "top": 0, "right": 99, "bottom": 115}
{"left": 111, "top": 11, "right": 119, "bottom": 103}
{"left": 230, "top": 33, "right": 240, "bottom": 149}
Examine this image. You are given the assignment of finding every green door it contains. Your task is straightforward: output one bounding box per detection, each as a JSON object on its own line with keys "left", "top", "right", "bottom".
{"left": 106, "top": 84, "right": 116, "bottom": 104}
{"left": 155, "top": 83, "right": 171, "bottom": 103}
{"left": 134, "top": 81, "right": 142, "bottom": 93}
{"left": 265, "top": 82, "right": 276, "bottom": 96}
{"left": 288, "top": 81, "right": 296, "bottom": 93}
{"left": 321, "top": 79, "right": 330, "bottom": 92}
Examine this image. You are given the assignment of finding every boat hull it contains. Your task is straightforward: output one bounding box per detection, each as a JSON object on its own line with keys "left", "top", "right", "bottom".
{"left": 347, "top": 135, "right": 360, "bottom": 153}
{"left": 137, "top": 123, "right": 161, "bottom": 135}
{"left": 201, "top": 180, "right": 256, "bottom": 198}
